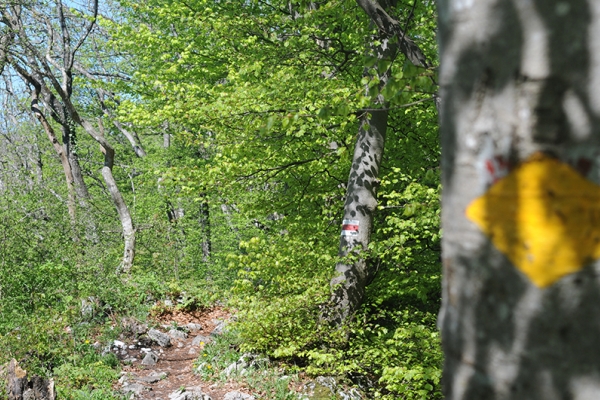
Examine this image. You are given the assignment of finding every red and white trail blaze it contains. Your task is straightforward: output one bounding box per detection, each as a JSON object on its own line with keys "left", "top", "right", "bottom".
{"left": 341, "top": 219, "right": 359, "bottom": 236}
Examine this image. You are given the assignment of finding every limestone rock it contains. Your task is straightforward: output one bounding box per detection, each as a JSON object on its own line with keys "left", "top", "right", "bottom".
{"left": 147, "top": 328, "right": 171, "bottom": 347}
{"left": 169, "top": 329, "right": 188, "bottom": 340}
{"left": 186, "top": 323, "right": 203, "bottom": 331}
{"left": 222, "top": 354, "right": 268, "bottom": 378}
{"left": 121, "top": 382, "right": 148, "bottom": 396}
{"left": 210, "top": 320, "right": 227, "bottom": 336}
{"left": 141, "top": 351, "right": 159, "bottom": 366}
{"left": 168, "top": 386, "right": 211, "bottom": 400}
{"left": 192, "top": 335, "right": 211, "bottom": 347}
{"left": 121, "top": 317, "right": 148, "bottom": 335}
{"left": 135, "top": 372, "right": 168, "bottom": 383}
{"left": 223, "top": 391, "right": 255, "bottom": 400}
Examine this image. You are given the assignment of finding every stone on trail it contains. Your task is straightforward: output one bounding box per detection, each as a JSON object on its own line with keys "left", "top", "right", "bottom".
{"left": 168, "top": 386, "right": 212, "bottom": 400}
{"left": 169, "top": 328, "right": 188, "bottom": 340}
{"left": 135, "top": 372, "right": 168, "bottom": 383}
{"left": 141, "top": 351, "right": 159, "bottom": 366}
{"left": 148, "top": 328, "right": 171, "bottom": 347}
{"left": 121, "top": 382, "right": 148, "bottom": 396}
{"left": 186, "top": 323, "right": 203, "bottom": 331}
{"left": 223, "top": 391, "right": 256, "bottom": 400}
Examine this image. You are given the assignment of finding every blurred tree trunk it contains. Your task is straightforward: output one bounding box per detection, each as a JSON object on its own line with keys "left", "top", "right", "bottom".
{"left": 438, "top": 0, "right": 600, "bottom": 398}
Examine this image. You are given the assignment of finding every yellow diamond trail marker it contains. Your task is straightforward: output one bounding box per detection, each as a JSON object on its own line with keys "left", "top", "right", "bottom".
{"left": 466, "top": 153, "right": 600, "bottom": 288}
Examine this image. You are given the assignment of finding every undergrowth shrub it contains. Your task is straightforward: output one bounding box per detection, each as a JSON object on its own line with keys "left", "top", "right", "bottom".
{"left": 228, "top": 176, "right": 442, "bottom": 398}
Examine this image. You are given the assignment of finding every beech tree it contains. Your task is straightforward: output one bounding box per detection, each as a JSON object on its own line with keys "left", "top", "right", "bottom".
{"left": 1, "top": 0, "right": 136, "bottom": 270}
{"left": 328, "top": 0, "right": 436, "bottom": 324}
{"left": 438, "top": 0, "right": 600, "bottom": 398}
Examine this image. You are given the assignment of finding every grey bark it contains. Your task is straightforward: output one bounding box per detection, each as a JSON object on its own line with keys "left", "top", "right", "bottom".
{"left": 199, "top": 198, "right": 211, "bottom": 262}
{"left": 2, "top": 1, "right": 134, "bottom": 270}
{"left": 30, "top": 92, "right": 78, "bottom": 224}
{"left": 328, "top": 107, "right": 388, "bottom": 324}
{"left": 3, "top": 4, "right": 91, "bottom": 222}
{"left": 438, "top": 0, "right": 600, "bottom": 399}
{"left": 355, "top": 0, "right": 431, "bottom": 68}
{"left": 7, "top": 359, "right": 55, "bottom": 400}
{"left": 92, "top": 113, "right": 136, "bottom": 273}
{"left": 327, "top": 0, "right": 435, "bottom": 324}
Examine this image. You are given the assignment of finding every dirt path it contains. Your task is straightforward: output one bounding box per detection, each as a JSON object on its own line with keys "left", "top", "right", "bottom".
{"left": 115, "top": 307, "right": 256, "bottom": 400}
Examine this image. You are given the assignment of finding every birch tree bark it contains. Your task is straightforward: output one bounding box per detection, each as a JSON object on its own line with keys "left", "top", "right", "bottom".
{"left": 438, "top": 0, "right": 600, "bottom": 398}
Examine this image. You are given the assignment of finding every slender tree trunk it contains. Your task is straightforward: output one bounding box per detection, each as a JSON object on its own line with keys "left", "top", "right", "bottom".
{"left": 438, "top": 0, "right": 600, "bottom": 398}
{"left": 62, "top": 124, "right": 90, "bottom": 201}
{"left": 93, "top": 117, "right": 135, "bottom": 272}
{"left": 221, "top": 203, "right": 242, "bottom": 243}
{"left": 199, "top": 197, "right": 211, "bottom": 263}
{"left": 30, "top": 93, "right": 77, "bottom": 226}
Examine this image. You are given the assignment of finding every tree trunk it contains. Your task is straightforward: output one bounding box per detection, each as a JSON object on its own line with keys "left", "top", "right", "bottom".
{"left": 199, "top": 197, "right": 211, "bottom": 263}
{"left": 29, "top": 93, "right": 77, "bottom": 226}
{"left": 7, "top": 359, "right": 55, "bottom": 400}
{"left": 326, "top": 5, "right": 397, "bottom": 324}
{"left": 326, "top": 0, "right": 436, "bottom": 324}
{"left": 93, "top": 118, "right": 135, "bottom": 273}
{"left": 328, "top": 108, "right": 388, "bottom": 324}
{"left": 438, "top": 0, "right": 600, "bottom": 398}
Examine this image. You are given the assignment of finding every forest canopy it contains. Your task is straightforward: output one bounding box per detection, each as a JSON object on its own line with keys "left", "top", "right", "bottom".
{"left": 0, "top": 0, "right": 441, "bottom": 398}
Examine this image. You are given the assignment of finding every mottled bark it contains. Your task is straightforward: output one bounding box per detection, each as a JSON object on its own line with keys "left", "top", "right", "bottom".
{"left": 326, "top": 0, "right": 438, "bottom": 324}
{"left": 355, "top": 0, "right": 431, "bottom": 68}
{"left": 328, "top": 108, "right": 388, "bottom": 323}
{"left": 439, "top": 0, "right": 600, "bottom": 398}
{"left": 7, "top": 359, "right": 55, "bottom": 400}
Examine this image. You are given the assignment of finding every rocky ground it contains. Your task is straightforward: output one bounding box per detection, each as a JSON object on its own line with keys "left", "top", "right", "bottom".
{"left": 111, "top": 307, "right": 257, "bottom": 400}
{"left": 106, "top": 306, "right": 364, "bottom": 400}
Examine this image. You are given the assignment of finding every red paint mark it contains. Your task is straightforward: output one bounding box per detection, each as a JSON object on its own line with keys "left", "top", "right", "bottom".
{"left": 342, "top": 224, "right": 359, "bottom": 232}
{"left": 484, "top": 155, "right": 511, "bottom": 184}
{"left": 485, "top": 159, "right": 495, "bottom": 176}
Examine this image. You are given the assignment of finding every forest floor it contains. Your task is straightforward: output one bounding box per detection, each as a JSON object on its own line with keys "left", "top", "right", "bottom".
{"left": 116, "top": 307, "right": 259, "bottom": 400}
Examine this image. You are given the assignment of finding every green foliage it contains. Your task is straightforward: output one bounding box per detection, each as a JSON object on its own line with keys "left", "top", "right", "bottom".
{"left": 194, "top": 330, "right": 242, "bottom": 380}
{"left": 106, "top": 0, "right": 443, "bottom": 396}
{"left": 194, "top": 331, "right": 299, "bottom": 399}
{"left": 0, "top": 0, "right": 442, "bottom": 398}
{"left": 54, "top": 353, "right": 122, "bottom": 399}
